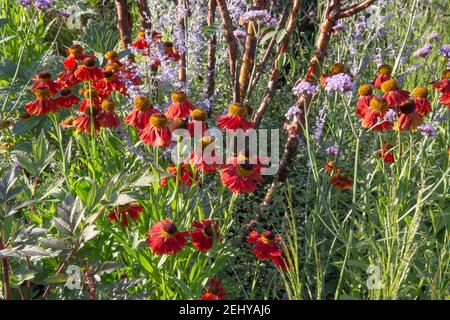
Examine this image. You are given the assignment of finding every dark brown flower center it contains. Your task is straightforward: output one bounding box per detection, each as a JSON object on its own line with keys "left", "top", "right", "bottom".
{"left": 82, "top": 57, "right": 96, "bottom": 68}
{"left": 162, "top": 222, "right": 178, "bottom": 235}
{"left": 60, "top": 88, "right": 72, "bottom": 96}
{"left": 38, "top": 71, "right": 51, "bottom": 81}
{"left": 399, "top": 101, "right": 415, "bottom": 114}
{"left": 103, "top": 70, "right": 114, "bottom": 80}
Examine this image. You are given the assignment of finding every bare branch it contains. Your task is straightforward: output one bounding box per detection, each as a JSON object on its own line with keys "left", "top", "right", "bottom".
{"left": 115, "top": 0, "right": 133, "bottom": 49}
{"left": 335, "top": 0, "right": 376, "bottom": 19}
{"left": 205, "top": 0, "right": 217, "bottom": 101}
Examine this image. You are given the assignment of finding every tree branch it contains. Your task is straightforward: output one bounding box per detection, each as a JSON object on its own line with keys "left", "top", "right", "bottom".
{"left": 115, "top": 0, "right": 133, "bottom": 49}
{"left": 205, "top": 0, "right": 217, "bottom": 101}
{"left": 335, "top": 0, "right": 376, "bottom": 19}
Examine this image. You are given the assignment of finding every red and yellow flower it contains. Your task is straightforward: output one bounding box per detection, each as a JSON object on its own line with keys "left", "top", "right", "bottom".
{"left": 217, "top": 103, "right": 253, "bottom": 131}
{"left": 330, "top": 173, "right": 352, "bottom": 190}
{"left": 132, "top": 30, "right": 149, "bottom": 52}
{"left": 93, "top": 70, "right": 126, "bottom": 96}
{"left": 78, "top": 87, "right": 102, "bottom": 113}
{"left": 191, "top": 219, "right": 220, "bottom": 252}
{"left": 361, "top": 96, "right": 392, "bottom": 131}
{"left": 24, "top": 86, "right": 59, "bottom": 115}
{"left": 187, "top": 108, "right": 208, "bottom": 136}
{"left": 97, "top": 99, "right": 120, "bottom": 128}
{"left": 32, "top": 71, "right": 60, "bottom": 95}
{"left": 146, "top": 220, "right": 189, "bottom": 255}
{"left": 324, "top": 161, "right": 341, "bottom": 174}
{"left": 376, "top": 143, "right": 395, "bottom": 164}
{"left": 56, "top": 69, "right": 80, "bottom": 88}
{"left": 381, "top": 79, "right": 410, "bottom": 108}
{"left": 160, "top": 163, "right": 198, "bottom": 188}
{"left": 107, "top": 203, "right": 144, "bottom": 227}
{"left": 104, "top": 50, "right": 124, "bottom": 69}
{"left": 356, "top": 84, "right": 373, "bottom": 119}
{"left": 125, "top": 96, "right": 157, "bottom": 130}
{"left": 373, "top": 64, "right": 392, "bottom": 89}
{"left": 54, "top": 88, "right": 80, "bottom": 109}
{"left": 393, "top": 100, "right": 423, "bottom": 131}
{"left": 188, "top": 136, "right": 221, "bottom": 174}
{"left": 320, "top": 63, "right": 346, "bottom": 87}
{"left": 247, "top": 230, "right": 282, "bottom": 260}
{"left": 200, "top": 278, "right": 226, "bottom": 300}
{"left": 63, "top": 44, "right": 87, "bottom": 70}
{"left": 72, "top": 105, "right": 102, "bottom": 134}
{"left": 412, "top": 87, "right": 431, "bottom": 116}
{"left": 220, "top": 153, "right": 262, "bottom": 194}
{"left": 74, "top": 57, "right": 104, "bottom": 82}
{"left": 165, "top": 91, "right": 195, "bottom": 120}
{"left": 139, "top": 113, "right": 172, "bottom": 148}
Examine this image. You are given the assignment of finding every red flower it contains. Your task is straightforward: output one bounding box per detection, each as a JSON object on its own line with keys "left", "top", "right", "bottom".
{"left": 220, "top": 155, "right": 262, "bottom": 194}
{"left": 191, "top": 219, "right": 220, "bottom": 252}
{"left": 146, "top": 220, "right": 189, "bottom": 255}
{"left": 376, "top": 143, "right": 395, "bottom": 164}
{"left": 120, "top": 62, "right": 142, "bottom": 86}
{"left": 93, "top": 70, "right": 126, "bottom": 96}
{"left": 356, "top": 84, "right": 373, "bottom": 119}
{"left": 97, "top": 100, "right": 120, "bottom": 128}
{"left": 188, "top": 136, "right": 221, "bottom": 174}
{"left": 247, "top": 230, "right": 282, "bottom": 260}
{"left": 163, "top": 42, "right": 181, "bottom": 61}
{"left": 24, "top": 86, "right": 59, "bottom": 115}
{"left": 165, "top": 91, "right": 195, "bottom": 120}
{"left": 217, "top": 103, "right": 253, "bottom": 131}
{"left": 72, "top": 106, "right": 102, "bottom": 134}
{"left": 60, "top": 117, "right": 75, "bottom": 129}
{"left": 160, "top": 163, "right": 197, "bottom": 187}
{"left": 54, "top": 88, "right": 80, "bottom": 109}
{"left": 431, "top": 69, "right": 450, "bottom": 93}
{"left": 393, "top": 101, "right": 423, "bottom": 131}
{"left": 187, "top": 108, "right": 208, "bottom": 136}
{"left": 125, "top": 96, "right": 157, "bottom": 130}
{"left": 56, "top": 69, "right": 80, "bottom": 88}
{"left": 323, "top": 161, "right": 341, "bottom": 174}
{"left": 107, "top": 203, "right": 144, "bottom": 227}
{"left": 320, "top": 63, "right": 347, "bottom": 87}
{"left": 271, "top": 252, "right": 292, "bottom": 271}
{"left": 139, "top": 113, "right": 172, "bottom": 147}
{"left": 372, "top": 64, "right": 392, "bottom": 89}
{"left": 330, "top": 174, "right": 352, "bottom": 190}
{"left": 440, "top": 92, "right": 450, "bottom": 107}
{"left": 361, "top": 96, "right": 392, "bottom": 131}
{"left": 132, "top": 30, "right": 149, "bottom": 52}
{"left": 74, "top": 57, "right": 104, "bottom": 82}
{"left": 381, "top": 79, "right": 410, "bottom": 108}
{"left": 200, "top": 278, "right": 226, "bottom": 300}
{"left": 78, "top": 88, "right": 102, "bottom": 113}
{"left": 412, "top": 87, "right": 431, "bottom": 116}
{"left": 32, "top": 71, "right": 60, "bottom": 95}
{"left": 104, "top": 50, "right": 124, "bottom": 69}
{"left": 63, "top": 44, "right": 87, "bottom": 70}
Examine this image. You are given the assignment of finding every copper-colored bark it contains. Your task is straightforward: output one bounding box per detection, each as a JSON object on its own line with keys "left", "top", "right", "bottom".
{"left": 205, "top": 0, "right": 217, "bottom": 100}
{"left": 177, "top": 0, "right": 187, "bottom": 84}
{"left": 115, "top": 0, "right": 133, "bottom": 49}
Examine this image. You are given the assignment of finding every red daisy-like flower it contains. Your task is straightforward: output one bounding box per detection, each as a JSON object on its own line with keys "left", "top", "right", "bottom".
{"left": 60, "top": 117, "right": 75, "bottom": 129}
{"left": 271, "top": 252, "right": 292, "bottom": 271}
{"left": 330, "top": 173, "right": 352, "bottom": 190}
{"left": 393, "top": 100, "right": 423, "bottom": 131}
{"left": 431, "top": 69, "right": 450, "bottom": 93}
{"left": 24, "top": 86, "right": 59, "bottom": 115}
{"left": 217, "top": 103, "right": 253, "bottom": 131}
{"left": 139, "top": 113, "right": 172, "bottom": 148}
{"left": 132, "top": 30, "right": 149, "bottom": 53}
{"left": 107, "top": 203, "right": 144, "bottom": 227}
{"left": 200, "top": 278, "right": 226, "bottom": 300}
{"left": 163, "top": 42, "right": 181, "bottom": 62}
{"left": 187, "top": 108, "right": 208, "bottom": 136}
{"left": 381, "top": 79, "right": 410, "bottom": 108}
{"left": 412, "top": 87, "right": 431, "bottom": 116}
{"left": 63, "top": 44, "right": 87, "bottom": 70}
{"left": 54, "top": 88, "right": 80, "bottom": 109}
{"left": 323, "top": 161, "right": 341, "bottom": 174}
{"left": 97, "top": 100, "right": 120, "bottom": 128}
{"left": 74, "top": 57, "right": 104, "bottom": 82}
{"left": 146, "top": 220, "right": 189, "bottom": 255}
{"left": 191, "top": 219, "right": 220, "bottom": 252}
{"left": 32, "top": 71, "right": 60, "bottom": 95}
{"left": 93, "top": 70, "right": 126, "bottom": 96}
{"left": 72, "top": 105, "right": 102, "bottom": 134}
{"left": 376, "top": 143, "right": 395, "bottom": 164}
{"left": 188, "top": 136, "right": 221, "bottom": 174}
{"left": 361, "top": 96, "right": 393, "bottom": 131}
{"left": 160, "top": 163, "right": 198, "bottom": 187}
{"left": 165, "top": 91, "right": 195, "bottom": 120}
{"left": 356, "top": 84, "right": 373, "bottom": 119}
{"left": 56, "top": 69, "right": 80, "bottom": 89}
{"left": 248, "top": 230, "right": 282, "bottom": 260}
{"left": 372, "top": 64, "right": 392, "bottom": 89}
{"left": 78, "top": 88, "right": 102, "bottom": 113}
{"left": 440, "top": 92, "right": 450, "bottom": 107}
{"left": 104, "top": 50, "right": 124, "bottom": 69}
{"left": 125, "top": 96, "right": 157, "bottom": 130}
{"left": 220, "top": 154, "right": 263, "bottom": 194}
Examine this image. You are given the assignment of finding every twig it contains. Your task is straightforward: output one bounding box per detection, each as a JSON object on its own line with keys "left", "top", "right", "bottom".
{"left": 115, "top": 0, "right": 133, "bottom": 49}
{"left": 177, "top": 0, "right": 187, "bottom": 84}
{"left": 216, "top": 0, "right": 240, "bottom": 102}
{"left": 205, "top": 0, "right": 217, "bottom": 101}
{"left": 252, "top": 0, "right": 303, "bottom": 127}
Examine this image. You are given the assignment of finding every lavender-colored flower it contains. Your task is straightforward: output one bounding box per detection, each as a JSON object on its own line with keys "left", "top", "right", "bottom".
{"left": 384, "top": 109, "right": 397, "bottom": 123}
{"left": 240, "top": 10, "right": 277, "bottom": 26}
{"left": 285, "top": 106, "right": 300, "bottom": 119}
{"left": 417, "top": 123, "right": 437, "bottom": 138}
{"left": 17, "top": 0, "right": 33, "bottom": 7}
{"left": 332, "top": 22, "right": 347, "bottom": 34}
{"left": 326, "top": 146, "right": 340, "bottom": 156}
{"left": 292, "top": 81, "right": 318, "bottom": 96}
{"left": 313, "top": 103, "right": 328, "bottom": 142}
{"left": 413, "top": 43, "right": 433, "bottom": 58}
{"left": 429, "top": 32, "right": 440, "bottom": 41}
{"left": 233, "top": 29, "right": 247, "bottom": 39}
{"left": 438, "top": 44, "right": 450, "bottom": 58}
{"left": 57, "top": 9, "right": 71, "bottom": 18}
{"left": 325, "top": 73, "right": 354, "bottom": 93}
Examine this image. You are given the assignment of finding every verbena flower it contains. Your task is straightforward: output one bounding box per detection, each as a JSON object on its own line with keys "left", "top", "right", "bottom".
{"left": 429, "top": 32, "right": 440, "bottom": 41}
{"left": 240, "top": 10, "right": 277, "bottom": 26}
{"left": 292, "top": 81, "right": 318, "bottom": 96}
{"left": 384, "top": 108, "right": 397, "bottom": 123}
{"left": 233, "top": 29, "right": 247, "bottom": 39}
{"left": 438, "top": 44, "right": 450, "bottom": 57}
{"left": 326, "top": 146, "right": 340, "bottom": 156}
{"left": 284, "top": 106, "right": 300, "bottom": 119}
{"left": 313, "top": 103, "right": 328, "bottom": 142}
{"left": 325, "top": 73, "right": 354, "bottom": 93}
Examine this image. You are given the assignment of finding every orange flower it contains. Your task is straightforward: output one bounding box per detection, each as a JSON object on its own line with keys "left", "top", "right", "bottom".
{"left": 323, "top": 161, "right": 341, "bottom": 174}
{"left": 200, "top": 278, "right": 226, "bottom": 300}
{"left": 97, "top": 100, "right": 120, "bottom": 128}
{"left": 356, "top": 84, "right": 373, "bottom": 119}
{"left": 93, "top": 70, "right": 126, "bottom": 96}
{"left": 72, "top": 105, "right": 102, "bottom": 134}
{"left": 104, "top": 50, "right": 124, "bottom": 69}
{"left": 220, "top": 154, "right": 262, "bottom": 194}
{"left": 376, "top": 143, "right": 395, "bottom": 164}
{"left": 361, "top": 96, "right": 392, "bottom": 131}
{"left": 54, "top": 88, "right": 80, "bottom": 109}
{"left": 188, "top": 136, "right": 221, "bottom": 174}
{"left": 372, "top": 64, "right": 392, "bottom": 89}
{"left": 187, "top": 108, "right": 208, "bottom": 136}
{"left": 146, "top": 220, "right": 189, "bottom": 255}
{"left": 63, "top": 44, "right": 87, "bottom": 70}
{"left": 107, "top": 203, "right": 144, "bottom": 227}
{"left": 393, "top": 101, "right": 423, "bottom": 131}
{"left": 330, "top": 173, "right": 352, "bottom": 190}
{"left": 125, "top": 96, "right": 157, "bottom": 130}
{"left": 217, "top": 103, "right": 253, "bottom": 131}
{"left": 78, "top": 88, "right": 102, "bottom": 113}
{"left": 139, "top": 113, "right": 172, "bottom": 147}
{"left": 24, "top": 86, "right": 59, "bottom": 115}
{"left": 132, "top": 30, "right": 149, "bottom": 52}
{"left": 165, "top": 91, "right": 195, "bottom": 120}
{"left": 412, "top": 87, "right": 431, "bottom": 116}
{"left": 381, "top": 79, "right": 410, "bottom": 108}
{"left": 74, "top": 57, "right": 104, "bottom": 82}
{"left": 32, "top": 71, "right": 61, "bottom": 95}
{"left": 56, "top": 69, "right": 80, "bottom": 88}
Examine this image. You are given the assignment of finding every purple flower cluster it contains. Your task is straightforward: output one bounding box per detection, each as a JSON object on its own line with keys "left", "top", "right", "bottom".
{"left": 325, "top": 73, "right": 354, "bottom": 94}
{"left": 18, "top": 0, "right": 54, "bottom": 10}
{"left": 239, "top": 10, "right": 277, "bottom": 26}
{"left": 417, "top": 123, "right": 437, "bottom": 138}
{"left": 325, "top": 146, "right": 340, "bottom": 156}
{"left": 313, "top": 103, "right": 328, "bottom": 142}
{"left": 284, "top": 106, "right": 300, "bottom": 120}
{"left": 429, "top": 32, "right": 440, "bottom": 41}
{"left": 438, "top": 44, "right": 450, "bottom": 58}
{"left": 233, "top": 29, "right": 247, "bottom": 39}
{"left": 413, "top": 44, "right": 433, "bottom": 58}
{"left": 384, "top": 109, "right": 397, "bottom": 123}
{"left": 292, "top": 81, "right": 318, "bottom": 96}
